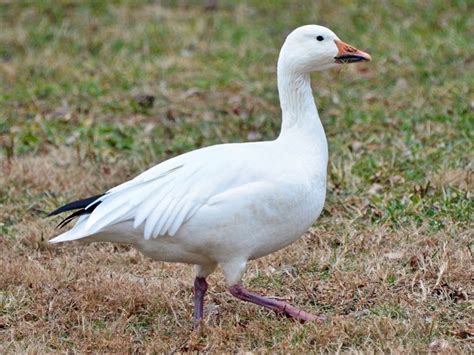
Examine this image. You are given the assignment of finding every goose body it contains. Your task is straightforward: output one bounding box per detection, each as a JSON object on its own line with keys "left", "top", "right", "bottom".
{"left": 49, "top": 25, "right": 370, "bottom": 325}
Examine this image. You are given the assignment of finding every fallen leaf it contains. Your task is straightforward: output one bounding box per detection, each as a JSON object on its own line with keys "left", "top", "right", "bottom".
{"left": 368, "top": 183, "right": 384, "bottom": 195}
{"left": 383, "top": 251, "right": 404, "bottom": 260}
{"left": 429, "top": 339, "right": 451, "bottom": 351}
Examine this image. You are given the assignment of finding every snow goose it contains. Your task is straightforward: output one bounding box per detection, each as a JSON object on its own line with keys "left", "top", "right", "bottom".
{"left": 48, "top": 25, "right": 371, "bottom": 327}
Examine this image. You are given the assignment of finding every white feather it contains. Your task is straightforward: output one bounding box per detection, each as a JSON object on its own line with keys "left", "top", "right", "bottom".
{"left": 133, "top": 179, "right": 173, "bottom": 228}
{"left": 167, "top": 200, "right": 192, "bottom": 236}
{"left": 144, "top": 194, "right": 174, "bottom": 240}
{"left": 154, "top": 196, "right": 182, "bottom": 237}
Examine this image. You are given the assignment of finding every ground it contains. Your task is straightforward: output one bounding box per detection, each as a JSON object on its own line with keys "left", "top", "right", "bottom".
{"left": 0, "top": 1, "right": 473, "bottom": 352}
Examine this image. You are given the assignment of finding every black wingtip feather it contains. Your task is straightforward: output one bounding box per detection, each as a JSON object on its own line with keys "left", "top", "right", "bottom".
{"left": 56, "top": 209, "right": 87, "bottom": 228}
{"left": 47, "top": 194, "right": 105, "bottom": 217}
{"left": 48, "top": 194, "right": 105, "bottom": 228}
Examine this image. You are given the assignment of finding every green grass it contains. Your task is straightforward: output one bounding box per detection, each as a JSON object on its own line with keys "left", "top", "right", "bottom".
{"left": 1, "top": 0, "right": 473, "bottom": 352}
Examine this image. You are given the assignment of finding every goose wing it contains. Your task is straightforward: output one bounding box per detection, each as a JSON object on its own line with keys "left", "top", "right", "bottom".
{"left": 62, "top": 143, "right": 267, "bottom": 240}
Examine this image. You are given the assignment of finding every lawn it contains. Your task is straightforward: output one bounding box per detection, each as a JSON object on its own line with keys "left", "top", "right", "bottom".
{"left": 1, "top": 0, "right": 472, "bottom": 352}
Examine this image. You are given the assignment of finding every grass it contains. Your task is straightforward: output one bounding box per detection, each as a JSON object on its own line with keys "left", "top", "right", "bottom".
{"left": 1, "top": 0, "right": 472, "bottom": 352}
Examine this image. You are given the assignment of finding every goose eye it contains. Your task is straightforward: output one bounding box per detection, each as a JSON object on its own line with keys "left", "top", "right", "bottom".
{"left": 316, "top": 35, "right": 324, "bottom": 41}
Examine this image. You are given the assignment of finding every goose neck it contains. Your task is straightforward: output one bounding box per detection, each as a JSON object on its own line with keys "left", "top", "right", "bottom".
{"left": 277, "top": 67, "right": 319, "bottom": 132}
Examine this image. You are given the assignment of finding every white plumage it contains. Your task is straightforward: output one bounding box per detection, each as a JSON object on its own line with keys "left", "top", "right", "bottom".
{"left": 49, "top": 25, "right": 371, "bottom": 324}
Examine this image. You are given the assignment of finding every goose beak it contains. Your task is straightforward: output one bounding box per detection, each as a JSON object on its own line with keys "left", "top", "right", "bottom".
{"left": 334, "top": 39, "right": 371, "bottom": 64}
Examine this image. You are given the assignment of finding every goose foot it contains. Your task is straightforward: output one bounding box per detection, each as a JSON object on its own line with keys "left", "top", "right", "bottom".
{"left": 193, "top": 276, "right": 208, "bottom": 330}
{"left": 229, "top": 284, "right": 325, "bottom": 322}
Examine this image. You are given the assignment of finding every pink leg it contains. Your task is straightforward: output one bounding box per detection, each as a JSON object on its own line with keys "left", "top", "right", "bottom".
{"left": 229, "top": 284, "right": 325, "bottom": 322}
{"left": 193, "top": 277, "right": 208, "bottom": 329}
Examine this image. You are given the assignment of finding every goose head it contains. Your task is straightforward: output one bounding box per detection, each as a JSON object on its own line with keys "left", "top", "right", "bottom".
{"left": 279, "top": 25, "right": 371, "bottom": 73}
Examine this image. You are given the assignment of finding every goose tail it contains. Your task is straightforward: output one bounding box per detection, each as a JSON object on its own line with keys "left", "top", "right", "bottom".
{"left": 48, "top": 194, "right": 104, "bottom": 243}
{"left": 48, "top": 216, "right": 90, "bottom": 243}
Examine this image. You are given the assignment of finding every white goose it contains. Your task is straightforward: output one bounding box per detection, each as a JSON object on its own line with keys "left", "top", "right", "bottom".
{"left": 49, "top": 25, "right": 371, "bottom": 327}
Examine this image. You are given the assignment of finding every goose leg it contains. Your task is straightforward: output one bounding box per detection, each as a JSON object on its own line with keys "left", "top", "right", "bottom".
{"left": 193, "top": 276, "right": 208, "bottom": 329}
{"left": 229, "top": 284, "right": 324, "bottom": 322}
